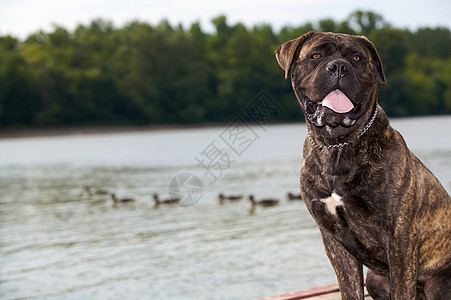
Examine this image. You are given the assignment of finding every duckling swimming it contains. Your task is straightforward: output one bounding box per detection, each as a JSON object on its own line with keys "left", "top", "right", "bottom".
{"left": 153, "top": 193, "right": 180, "bottom": 208}
{"left": 110, "top": 193, "right": 136, "bottom": 206}
{"left": 248, "top": 195, "right": 279, "bottom": 215}
{"left": 83, "top": 186, "right": 110, "bottom": 197}
{"left": 248, "top": 195, "right": 279, "bottom": 207}
{"left": 218, "top": 193, "right": 243, "bottom": 205}
{"left": 286, "top": 192, "right": 302, "bottom": 201}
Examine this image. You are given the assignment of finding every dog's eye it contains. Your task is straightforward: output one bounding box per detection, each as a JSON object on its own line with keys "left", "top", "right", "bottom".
{"left": 353, "top": 55, "right": 361, "bottom": 62}
{"left": 312, "top": 53, "right": 322, "bottom": 59}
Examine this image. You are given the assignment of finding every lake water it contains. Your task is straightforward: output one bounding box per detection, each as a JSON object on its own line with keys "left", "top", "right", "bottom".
{"left": 1, "top": 117, "right": 450, "bottom": 300}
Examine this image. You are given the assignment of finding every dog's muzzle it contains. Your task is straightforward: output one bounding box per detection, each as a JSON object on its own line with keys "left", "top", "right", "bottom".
{"left": 303, "top": 89, "right": 368, "bottom": 127}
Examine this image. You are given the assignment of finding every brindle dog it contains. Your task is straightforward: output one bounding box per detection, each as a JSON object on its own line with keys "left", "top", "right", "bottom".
{"left": 275, "top": 32, "right": 451, "bottom": 300}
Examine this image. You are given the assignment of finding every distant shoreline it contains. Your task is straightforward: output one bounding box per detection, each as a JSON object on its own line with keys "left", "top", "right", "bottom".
{"left": 0, "top": 121, "right": 306, "bottom": 139}
{"left": 0, "top": 123, "right": 230, "bottom": 139}
{"left": 1, "top": 115, "right": 450, "bottom": 139}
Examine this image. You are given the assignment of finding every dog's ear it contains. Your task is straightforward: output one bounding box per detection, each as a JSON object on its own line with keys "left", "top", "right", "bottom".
{"left": 359, "top": 36, "right": 387, "bottom": 86}
{"left": 275, "top": 31, "right": 316, "bottom": 80}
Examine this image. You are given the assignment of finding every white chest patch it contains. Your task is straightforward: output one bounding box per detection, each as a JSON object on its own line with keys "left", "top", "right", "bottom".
{"left": 320, "top": 192, "right": 344, "bottom": 215}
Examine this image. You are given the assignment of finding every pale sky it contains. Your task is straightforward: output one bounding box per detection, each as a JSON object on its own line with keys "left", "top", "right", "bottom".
{"left": 1, "top": 0, "right": 450, "bottom": 39}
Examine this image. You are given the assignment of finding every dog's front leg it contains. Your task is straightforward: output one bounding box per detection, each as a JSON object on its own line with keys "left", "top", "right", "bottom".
{"left": 387, "top": 221, "right": 419, "bottom": 299}
{"left": 320, "top": 230, "right": 365, "bottom": 300}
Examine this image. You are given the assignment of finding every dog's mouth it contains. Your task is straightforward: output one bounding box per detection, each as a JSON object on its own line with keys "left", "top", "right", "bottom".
{"left": 303, "top": 89, "right": 367, "bottom": 127}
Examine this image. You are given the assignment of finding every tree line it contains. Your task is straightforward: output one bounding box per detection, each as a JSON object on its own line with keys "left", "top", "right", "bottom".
{"left": 1, "top": 11, "right": 450, "bottom": 128}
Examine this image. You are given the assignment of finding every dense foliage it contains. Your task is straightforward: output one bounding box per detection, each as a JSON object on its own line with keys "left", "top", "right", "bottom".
{"left": 1, "top": 11, "right": 450, "bottom": 128}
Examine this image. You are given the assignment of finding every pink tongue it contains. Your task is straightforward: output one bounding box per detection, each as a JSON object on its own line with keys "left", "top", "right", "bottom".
{"left": 321, "top": 89, "right": 354, "bottom": 113}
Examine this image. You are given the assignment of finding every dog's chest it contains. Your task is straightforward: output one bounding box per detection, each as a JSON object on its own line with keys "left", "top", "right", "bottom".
{"left": 319, "top": 192, "right": 344, "bottom": 216}
{"left": 310, "top": 190, "right": 353, "bottom": 230}
{"left": 307, "top": 184, "right": 376, "bottom": 232}
{"left": 310, "top": 189, "right": 387, "bottom": 261}
{"left": 301, "top": 148, "right": 389, "bottom": 232}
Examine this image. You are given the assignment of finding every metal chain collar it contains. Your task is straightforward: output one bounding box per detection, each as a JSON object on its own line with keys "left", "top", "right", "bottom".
{"left": 306, "top": 104, "right": 379, "bottom": 150}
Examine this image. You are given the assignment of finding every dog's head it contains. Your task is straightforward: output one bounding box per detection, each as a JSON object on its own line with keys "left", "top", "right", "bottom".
{"left": 276, "top": 32, "right": 386, "bottom": 134}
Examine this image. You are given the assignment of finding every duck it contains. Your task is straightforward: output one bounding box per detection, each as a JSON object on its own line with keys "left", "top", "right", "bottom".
{"left": 83, "top": 186, "right": 110, "bottom": 197}
{"left": 153, "top": 193, "right": 180, "bottom": 208}
{"left": 287, "top": 192, "right": 302, "bottom": 201}
{"left": 248, "top": 195, "right": 279, "bottom": 207}
{"left": 218, "top": 193, "right": 243, "bottom": 205}
{"left": 110, "top": 193, "right": 136, "bottom": 205}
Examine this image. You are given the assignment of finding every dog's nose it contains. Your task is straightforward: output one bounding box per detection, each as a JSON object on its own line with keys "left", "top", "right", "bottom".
{"left": 327, "top": 60, "right": 348, "bottom": 77}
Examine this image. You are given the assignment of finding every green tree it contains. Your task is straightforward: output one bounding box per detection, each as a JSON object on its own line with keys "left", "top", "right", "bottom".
{"left": 348, "top": 10, "right": 386, "bottom": 35}
{"left": 369, "top": 28, "right": 411, "bottom": 76}
{"left": 0, "top": 36, "right": 36, "bottom": 126}
{"left": 0, "top": 12, "right": 450, "bottom": 130}
{"left": 318, "top": 19, "right": 336, "bottom": 32}
{"left": 411, "top": 27, "right": 451, "bottom": 59}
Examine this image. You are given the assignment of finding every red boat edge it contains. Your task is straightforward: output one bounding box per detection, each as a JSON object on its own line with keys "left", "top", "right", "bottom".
{"left": 257, "top": 283, "right": 340, "bottom": 300}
